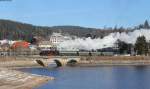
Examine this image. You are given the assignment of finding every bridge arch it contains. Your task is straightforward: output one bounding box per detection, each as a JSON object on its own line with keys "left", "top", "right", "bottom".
{"left": 54, "top": 59, "right": 62, "bottom": 67}
{"left": 36, "top": 60, "right": 45, "bottom": 67}
{"left": 36, "top": 58, "right": 80, "bottom": 67}
{"left": 67, "top": 59, "right": 78, "bottom": 66}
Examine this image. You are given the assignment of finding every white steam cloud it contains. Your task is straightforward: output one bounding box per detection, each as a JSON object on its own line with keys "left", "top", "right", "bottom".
{"left": 58, "top": 29, "right": 150, "bottom": 51}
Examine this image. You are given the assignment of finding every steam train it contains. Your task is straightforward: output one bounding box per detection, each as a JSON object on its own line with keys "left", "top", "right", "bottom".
{"left": 39, "top": 48, "right": 115, "bottom": 56}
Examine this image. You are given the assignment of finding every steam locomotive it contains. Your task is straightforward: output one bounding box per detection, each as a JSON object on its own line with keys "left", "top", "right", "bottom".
{"left": 39, "top": 49, "right": 115, "bottom": 56}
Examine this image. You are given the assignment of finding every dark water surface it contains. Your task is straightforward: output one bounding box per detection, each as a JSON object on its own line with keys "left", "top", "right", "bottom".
{"left": 20, "top": 66, "right": 150, "bottom": 89}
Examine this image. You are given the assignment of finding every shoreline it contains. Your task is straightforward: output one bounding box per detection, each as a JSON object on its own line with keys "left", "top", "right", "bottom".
{"left": 0, "top": 68, "right": 54, "bottom": 89}
{"left": 0, "top": 56, "right": 150, "bottom": 68}
{"left": 77, "top": 63, "right": 150, "bottom": 67}
{"left": 0, "top": 56, "right": 150, "bottom": 89}
{"left": 0, "top": 56, "right": 54, "bottom": 89}
{"left": 78, "top": 57, "right": 150, "bottom": 67}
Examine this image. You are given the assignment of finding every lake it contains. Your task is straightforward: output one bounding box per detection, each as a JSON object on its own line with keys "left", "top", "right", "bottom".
{"left": 20, "top": 66, "right": 150, "bottom": 89}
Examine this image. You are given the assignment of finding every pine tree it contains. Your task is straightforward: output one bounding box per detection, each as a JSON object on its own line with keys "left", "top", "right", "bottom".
{"left": 135, "top": 36, "right": 148, "bottom": 55}
{"left": 144, "top": 20, "right": 150, "bottom": 29}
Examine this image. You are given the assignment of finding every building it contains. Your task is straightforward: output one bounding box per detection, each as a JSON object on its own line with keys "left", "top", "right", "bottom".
{"left": 49, "top": 33, "right": 71, "bottom": 46}
{"left": 50, "top": 33, "right": 63, "bottom": 45}
{"left": 0, "top": 43, "right": 10, "bottom": 51}
{"left": 49, "top": 33, "right": 72, "bottom": 51}
{"left": 0, "top": 39, "right": 16, "bottom": 51}
{"left": 11, "top": 41, "right": 30, "bottom": 49}
{"left": 38, "top": 41, "right": 55, "bottom": 51}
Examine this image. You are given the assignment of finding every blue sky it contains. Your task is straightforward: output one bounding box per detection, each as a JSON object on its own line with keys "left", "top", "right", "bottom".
{"left": 0, "top": 0, "right": 150, "bottom": 28}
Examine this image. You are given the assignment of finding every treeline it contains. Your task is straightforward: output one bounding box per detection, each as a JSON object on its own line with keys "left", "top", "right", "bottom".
{"left": 0, "top": 20, "right": 52, "bottom": 41}
{"left": 117, "top": 35, "right": 150, "bottom": 55}
{"left": 0, "top": 19, "right": 150, "bottom": 42}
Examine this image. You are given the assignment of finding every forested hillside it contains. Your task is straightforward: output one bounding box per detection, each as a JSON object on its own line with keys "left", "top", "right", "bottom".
{"left": 0, "top": 19, "right": 149, "bottom": 41}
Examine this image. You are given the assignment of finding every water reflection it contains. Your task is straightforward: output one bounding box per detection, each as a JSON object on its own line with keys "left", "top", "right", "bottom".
{"left": 20, "top": 66, "right": 150, "bottom": 89}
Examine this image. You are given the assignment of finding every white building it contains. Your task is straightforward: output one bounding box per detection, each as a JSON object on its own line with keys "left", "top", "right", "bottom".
{"left": 38, "top": 41, "right": 54, "bottom": 51}
{"left": 50, "top": 33, "right": 71, "bottom": 46}
{"left": 0, "top": 39, "right": 16, "bottom": 46}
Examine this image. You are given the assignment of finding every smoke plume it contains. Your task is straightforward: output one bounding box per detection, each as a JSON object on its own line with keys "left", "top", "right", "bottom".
{"left": 58, "top": 29, "right": 150, "bottom": 51}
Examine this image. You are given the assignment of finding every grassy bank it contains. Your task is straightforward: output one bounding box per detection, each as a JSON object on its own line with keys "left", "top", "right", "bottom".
{"left": 78, "top": 56, "right": 150, "bottom": 66}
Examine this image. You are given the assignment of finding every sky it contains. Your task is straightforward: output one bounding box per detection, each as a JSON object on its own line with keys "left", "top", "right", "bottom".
{"left": 0, "top": 0, "right": 150, "bottom": 28}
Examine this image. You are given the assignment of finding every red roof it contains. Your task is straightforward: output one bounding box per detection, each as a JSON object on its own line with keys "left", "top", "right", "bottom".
{"left": 12, "top": 41, "right": 30, "bottom": 49}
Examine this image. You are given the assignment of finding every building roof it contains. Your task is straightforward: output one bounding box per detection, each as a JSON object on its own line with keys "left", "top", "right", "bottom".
{"left": 12, "top": 41, "right": 30, "bottom": 49}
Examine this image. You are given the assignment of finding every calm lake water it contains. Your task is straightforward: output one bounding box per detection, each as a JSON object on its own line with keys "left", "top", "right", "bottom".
{"left": 20, "top": 66, "right": 150, "bottom": 89}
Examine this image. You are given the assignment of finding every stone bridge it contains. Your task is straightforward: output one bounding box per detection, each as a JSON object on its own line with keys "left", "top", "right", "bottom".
{"left": 36, "top": 56, "right": 80, "bottom": 67}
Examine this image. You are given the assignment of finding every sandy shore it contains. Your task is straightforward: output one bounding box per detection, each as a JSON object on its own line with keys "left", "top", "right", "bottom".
{"left": 0, "top": 56, "right": 54, "bottom": 89}
{"left": 0, "top": 68, "right": 54, "bottom": 89}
